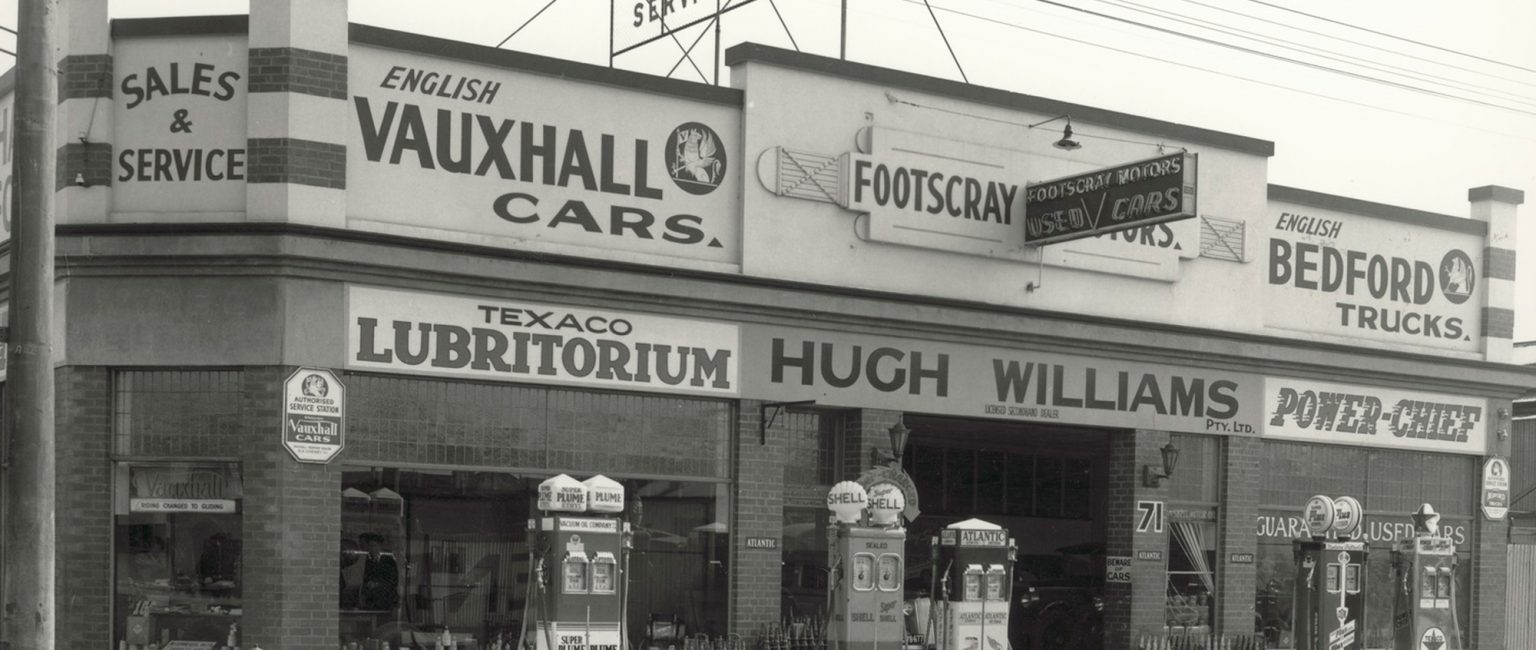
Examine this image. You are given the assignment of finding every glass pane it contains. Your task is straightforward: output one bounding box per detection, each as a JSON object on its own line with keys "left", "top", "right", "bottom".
{"left": 912, "top": 445, "right": 946, "bottom": 515}
{"left": 781, "top": 507, "right": 829, "bottom": 620}
{"left": 976, "top": 452, "right": 1007, "bottom": 515}
{"left": 1035, "top": 457, "right": 1063, "bottom": 518}
{"left": 945, "top": 449, "right": 976, "bottom": 514}
{"left": 1005, "top": 454, "right": 1034, "bottom": 517}
{"left": 114, "top": 463, "right": 243, "bottom": 649}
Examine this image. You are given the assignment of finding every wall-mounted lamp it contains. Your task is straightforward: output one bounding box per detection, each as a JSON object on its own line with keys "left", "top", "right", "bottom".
{"left": 887, "top": 420, "right": 911, "bottom": 467}
{"left": 1027, "top": 114, "right": 1083, "bottom": 151}
{"left": 1143, "top": 440, "right": 1181, "bottom": 487}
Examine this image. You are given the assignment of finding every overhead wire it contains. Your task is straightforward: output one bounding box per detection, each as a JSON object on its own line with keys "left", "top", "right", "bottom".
{"left": 1247, "top": 0, "right": 1536, "bottom": 76}
{"left": 922, "top": 0, "right": 970, "bottom": 83}
{"left": 891, "top": 0, "right": 1536, "bottom": 141}
{"left": 495, "top": 0, "right": 560, "bottom": 49}
{"left": 1092, "top": 0, "right": 1536, "bottom": 109}
{"left": 1158, "top": 0, "right": 1536, "bottom": 90}
{"left": 1032, "top": 0, "right": 1536, "bottom": 117}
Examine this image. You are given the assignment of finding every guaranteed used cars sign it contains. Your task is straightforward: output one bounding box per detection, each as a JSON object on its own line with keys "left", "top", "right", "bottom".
{"left": 1024, "top": 152, "right": 1197, "bottom": 246}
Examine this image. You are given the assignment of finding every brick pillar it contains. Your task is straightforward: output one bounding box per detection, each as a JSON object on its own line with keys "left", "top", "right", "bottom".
{"left": 731, "top": 400, "right": 787, "bottom": 636}
{"left": 56, "top": 0, "right": 111, "bottom": 225}
{"left": 843, "top": 409, "right": 902, "bottom": 479}
{"left": 246, "top": 0, "right": 349, "bottom": 226}
{"left": 1216, "top": 436, "right": 1260, "bottom": 636}
{"left": 241, "top": 367, "right": 342, "bottom": 649}
{"left": 1471, "top": 516, "right": 1508, "bottom": 650}
{"left": 1104, "top": 429, "right": 1171, "bottom": 649}
{"left": 55, "top": 367, "right": 112, "bottom": 650}
{"left": 1469, "top": 185, "right": 1523, "bottom": 362}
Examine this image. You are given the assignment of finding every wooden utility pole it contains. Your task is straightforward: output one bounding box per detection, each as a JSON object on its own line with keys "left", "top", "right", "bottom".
{"left": 0, "top": 0, "right": 58, "bottom": 648}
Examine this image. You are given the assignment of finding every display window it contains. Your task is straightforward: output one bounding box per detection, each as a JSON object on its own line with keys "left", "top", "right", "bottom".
{"left": 112, "top": 463, "right": 243, "bottom": 649}
{"left": 1253, "top": 441, "right": 1474, "bottom": 649}
{"left": 1165, "top": 435, "right": 1220, "bottom": 633}
{"left": 338, "top": 467, "right": 730, "bottom": 649}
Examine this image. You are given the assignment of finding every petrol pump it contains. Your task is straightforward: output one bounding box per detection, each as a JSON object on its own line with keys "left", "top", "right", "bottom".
{"left": 1391, "top": 503, "right": 1461, "bottom": 650}
{"left": 929, "top": 519, "right": 1014, "bottom": 650}
{"left": 1291, "top": 495, "right": 1366, "bottom": 650}
{"left": 826, "top": 480, "right": 908, "bottom": 650}
{"left": 527, "top": 474, "right": 631, "bottom": 650}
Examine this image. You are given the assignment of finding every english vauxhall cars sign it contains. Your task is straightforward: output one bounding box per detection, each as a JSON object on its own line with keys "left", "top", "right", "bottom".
{"left": 1024, "top": 152, "right": 1197, "bottom": 246}
{"left": 283, "top": 368, "right": 346, "bottom": 464}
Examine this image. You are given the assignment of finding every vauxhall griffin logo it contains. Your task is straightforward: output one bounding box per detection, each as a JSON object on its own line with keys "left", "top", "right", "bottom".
{"left": 666, "top": 122, "right": 726, "bottom": 195}
{"left": 1439, "top": 249, "right": 1474, "bottom": 305}
{"left": 302, "top": 373, "right": 330, "bottom": 397}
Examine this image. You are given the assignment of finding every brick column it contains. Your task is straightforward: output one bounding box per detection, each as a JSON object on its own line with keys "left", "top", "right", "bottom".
{"left": 1216, "top": 436, "right": 1260, "bottom": 636}
{"left": 246, "top": 0, "right": 349, "bottom": 226}
{"left": 55, "top": 367, "right": 112, "bottom": 650}
{"left": 55, "top": 0, "right": 111, "bottom": 225}
{"left": 1471, "top": 516, "right": 1508, "bottom": 650}
{"left": 241, "top": 367, "right": 342, "bottom": 650}
{"left": 1104, "top": 429, "right": 1171, "bottom": 649}
{"left": 731, "top": 400, "right": 787, "bottom": 636}
{"left": 842, "top": 409, "right": 902, "bottom": 479}
{"left": 1469, "top": 185, "right": 1523, "bottom": 362}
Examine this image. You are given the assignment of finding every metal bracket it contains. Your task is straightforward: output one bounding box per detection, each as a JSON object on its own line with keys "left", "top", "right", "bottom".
{"left": 760, "top": 400, "right": 817, "bottom": 444}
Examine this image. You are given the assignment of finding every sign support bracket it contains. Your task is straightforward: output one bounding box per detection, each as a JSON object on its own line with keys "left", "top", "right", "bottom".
{"left": 761, "top": 400, "right": 817, "bottom": 444}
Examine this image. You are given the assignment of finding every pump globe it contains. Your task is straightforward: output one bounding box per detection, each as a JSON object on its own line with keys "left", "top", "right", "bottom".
{"left": 827, "top": 481, "right": 869, "bottom": 523}
{"left": 867, "top": 482, "right": 905, "bottom": 525}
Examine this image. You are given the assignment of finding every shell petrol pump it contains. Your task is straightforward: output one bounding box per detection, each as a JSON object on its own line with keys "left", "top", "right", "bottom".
{"left": 527, "top": 474, "right": 631, "bottom": 650}
{"left": 928, "top": 519, "right": 1014, "bottom": 650}
{"left": 1391, "top": 504, "right": 1461, "bottom": 650}
{"left": 1291, "top": 495, "right": 1367, "bottom": 650}
{"left": 826, "top": 480, "right": 908, "bottom": 650}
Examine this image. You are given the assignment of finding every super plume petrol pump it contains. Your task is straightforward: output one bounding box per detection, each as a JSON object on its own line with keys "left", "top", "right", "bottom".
{"left": 826, "top": 481, "right": 908, "bottom": 650}
{"left": 1391, "top": 504, "right": 1461, "bottom": 650}
{"left": 526, "top": 474, "right": 631, "bottom": 650}
{"left": 929, "top": 519, "right": 1014, "bottom": 650}
{"left": 1292, "top": 495, "right": 1366, "bottom": 650}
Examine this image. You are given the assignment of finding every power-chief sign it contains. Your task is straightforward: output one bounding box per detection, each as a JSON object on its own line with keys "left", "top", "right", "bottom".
{"left": 283, "top": 368, "right": 345, "bottom": 464}
{"left": 1024, "top": 152, "right": 1197, "bottom": 246}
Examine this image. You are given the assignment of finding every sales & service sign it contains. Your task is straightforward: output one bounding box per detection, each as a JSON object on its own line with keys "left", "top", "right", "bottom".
{"left": 348, "top": 47, "right": 740, "bottom": 268}
{"left": 283, "top": 368, "right": 345, "bottom": 464}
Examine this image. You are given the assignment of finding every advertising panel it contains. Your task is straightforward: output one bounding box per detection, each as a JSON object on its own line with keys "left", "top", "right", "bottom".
{"left": 283, "top": 368, "right": 346, "bottom": 464}
{"left": 611, "top": 0, "right": 726, "bottom": 55}
{"left": 741, "top": 324, "right": 1263, "bottom": 435}
{"left": 348, "top": 46, "right": 740, "bottom": 269}
{"left": 1024, "top": 152, "right": 1197, "bottom": 246}
{"left": 1482, "top": 456, "right": 1510, "bottom": 520}
{"left": 112, "top": 36, "right": 248, "bottom": 215}
{"left": 128, "top": 466, "right": 240, "bottom": 514}
{"left": 347, "top": 285, "right": 739, "bottom": 397}
{"left": 1261, "top": 377, "right": 1487, "bottom": 455}
{"left": 1265, "top": 201, "right": 1482, "bottom": 353}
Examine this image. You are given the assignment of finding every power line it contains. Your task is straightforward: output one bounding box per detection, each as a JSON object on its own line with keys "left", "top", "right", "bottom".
{"left": 1095, "top": 0, "right": 1536, "bottom": 109}
{"left": 1248, "top": 0, "right": 1536, "bottom": 76}
{"left": 1034, "top": 0, "right": 1536, "bottom": 117}
{"left": 495, "top": 0, "right": 559, "bottom": 49}
{"left": 923, "top": 0, "right": 968, "bottom": 83}
{"left": 1162, "top": 0, "right": 1536, "bottom": 90}
{"left": 891, "top": 0, "right": 1536, "bottom": 142}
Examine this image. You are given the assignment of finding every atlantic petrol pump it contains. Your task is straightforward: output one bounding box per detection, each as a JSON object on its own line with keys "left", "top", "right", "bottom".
{"left": 1291, "top": 495, "right": 1366, "bottom": 650}
{"left": 528, "top": 474, "right": 630, "bottom": 650}
{"left": 1391, "top": 503, "right": 1461, "bottom": 650}
{"left": 826, "top": 480, "right": 908, "bottom": 650}
{"left": 929, "top": 519, "right": 1014, "bottom": 650}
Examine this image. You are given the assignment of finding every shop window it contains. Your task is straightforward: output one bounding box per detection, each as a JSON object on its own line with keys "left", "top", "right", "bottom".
{"left": 113, "top": 463, "right": 243, "bottom": 649}
{"left": 338, "top": 467, "right": 730, "bottom": 648}
{"left": 781, "top": 507, "right": 830, "bottom": 620}
{"left": 113, "top": 370, "right": 242, "bottom": 457}
{"left": 1166, "top": 519, "right": 1216, "bottom": 633}
{"left": 783, "top": 411, "right": 839, "bottom": 488}
{"left": 904, "top": 446, "right": 1092, "bottom": 520}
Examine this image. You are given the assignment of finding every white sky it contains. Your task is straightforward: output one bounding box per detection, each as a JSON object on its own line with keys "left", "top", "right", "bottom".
{"left": 2, "top": 0, "right": 1534, "bottom": 342}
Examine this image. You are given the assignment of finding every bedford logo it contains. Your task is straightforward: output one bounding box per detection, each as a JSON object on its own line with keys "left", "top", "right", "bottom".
{"left": 665, "top": 122, "right": 725, "bottom": 195}
{"left": 302, "top": 374, "right": 330, "bottom": 397}
{"left": 1439, "top": 250, "right": 1474, "bottom": 305}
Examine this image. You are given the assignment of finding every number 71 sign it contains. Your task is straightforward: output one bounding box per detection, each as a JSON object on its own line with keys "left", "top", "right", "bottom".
{"left": 1136, "top": 500, "right": 1165, "bottom": 533}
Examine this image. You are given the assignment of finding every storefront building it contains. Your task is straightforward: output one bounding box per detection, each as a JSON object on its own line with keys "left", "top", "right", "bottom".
{"left": 6, "top": 2, "right": 1532, "bottom": 649}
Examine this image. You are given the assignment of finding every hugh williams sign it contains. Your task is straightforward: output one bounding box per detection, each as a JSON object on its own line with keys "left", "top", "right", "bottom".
{"left": 283, "top": 368, "right": 346, "bottom": 464}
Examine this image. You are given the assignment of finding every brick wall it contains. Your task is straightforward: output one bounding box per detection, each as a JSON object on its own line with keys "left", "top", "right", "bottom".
{"left": 842, "top": 409, "right": 902, "bottom": 480}
{"left": 246, "top": 137, "right": 347, "bottom": 189}
{"left": 58, "top": 54, "right": 112, "bottom": 99}
{"left": 1216, "top": 436, "right": 1260, "bottom": 635}
{"left": 731, "top": 400, "right": 786, "bottom": 636}
{"left": 55, "top": 367, "right": 112, "bottom": 650}
{"left": 1472, "top": 516, "right": 1508, "bottom": 650}
{"left": 1104, "top": 429, "right": 1172, "bottom": 649}
{"left": 241, "top": 366, "right": 342, "bottom": 650}
{"left": 247, "top": 47, "right": 348, "bottom": 99}
{"left": 55, "top": 141, "right": 113, "bottom": 190}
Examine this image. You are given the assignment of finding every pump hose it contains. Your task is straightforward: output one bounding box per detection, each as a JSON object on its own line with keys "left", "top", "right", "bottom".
{"left": 929, "top": 561, "right": 951, "bottom": 650}
{"left": 516, "top": 543, "right": 538, "bottom": 650}
{"left": 621, "top": 539, "right": 632, "bottom": 650}
{"left": 1449, "top": 558, "right": 1463, "bottom": 649}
